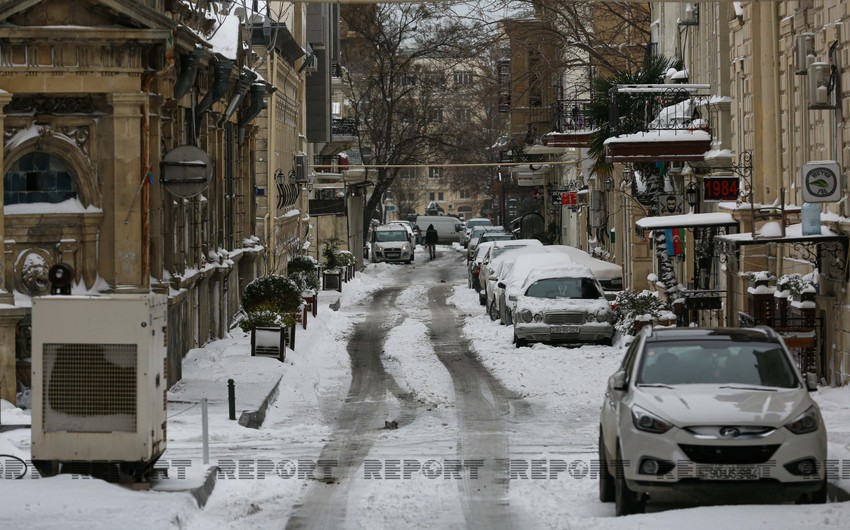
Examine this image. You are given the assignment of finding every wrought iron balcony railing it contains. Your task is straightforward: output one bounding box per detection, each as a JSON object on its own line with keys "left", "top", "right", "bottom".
{"left": 331, "top": 117, "right": 357, "bottom": 138}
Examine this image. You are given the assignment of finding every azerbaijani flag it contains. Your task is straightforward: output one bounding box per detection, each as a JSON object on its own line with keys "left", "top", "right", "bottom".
{"left": 665, "top": 228, "right": 683, "bottom": 256}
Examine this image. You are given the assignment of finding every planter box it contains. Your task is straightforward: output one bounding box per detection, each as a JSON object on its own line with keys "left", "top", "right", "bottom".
{"left": 251, "top": 327, "right": 287, "bottom": 362}
{"left": 322, "top": 270, "right": 342, "bottom": 292}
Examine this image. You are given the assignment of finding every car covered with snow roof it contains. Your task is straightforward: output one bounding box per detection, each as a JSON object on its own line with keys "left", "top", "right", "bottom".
{"left": 510, "top": 264, "right": 615, "bottom": 347}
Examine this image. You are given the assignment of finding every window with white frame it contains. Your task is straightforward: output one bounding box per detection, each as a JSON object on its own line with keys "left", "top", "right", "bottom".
{"left": 453, "top": 70, "right": 473, "bottom": 85}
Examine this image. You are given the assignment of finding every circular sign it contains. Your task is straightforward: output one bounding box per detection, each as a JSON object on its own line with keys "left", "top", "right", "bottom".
{"left": 804, "top": 165, "right": 838, "bottom": 198}
{"left": 161, "top": 145, "right": 213, "bottom": 198}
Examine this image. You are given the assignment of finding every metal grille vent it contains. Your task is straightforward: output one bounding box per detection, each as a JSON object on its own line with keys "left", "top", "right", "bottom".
{"left": 43, "top": 343, "right": 137, "bottom": 433}
{"left": 544, "top": 312, "right": 585, "bottom": 325}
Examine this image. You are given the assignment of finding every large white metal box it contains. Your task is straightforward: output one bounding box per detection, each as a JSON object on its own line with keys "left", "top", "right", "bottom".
{"left": 31, "top": 294, "right": 168, "bottom": 467}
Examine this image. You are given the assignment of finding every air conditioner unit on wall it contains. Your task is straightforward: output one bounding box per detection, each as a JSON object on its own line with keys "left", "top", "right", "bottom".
{"left": 679, "top": 4, "right": 698, "bottom": 26}
{"left": 31, "top": 294, "right": 168, "bottom": 480}
{"left": 794, "top": 33, "right": 816, "bottom": 75}
{"left": 808, "top": 62, "right": 835, "bottom": 109}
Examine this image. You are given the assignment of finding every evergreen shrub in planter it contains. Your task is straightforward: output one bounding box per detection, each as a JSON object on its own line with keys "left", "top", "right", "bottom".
{"left": 239, "top": 274, "right": 303, "bottom": 332}
{"left": 614, "top": 290, "right": 666, "bottom": 336}
{"left": 287, "top": 255, "right": 320, "bottom": 293}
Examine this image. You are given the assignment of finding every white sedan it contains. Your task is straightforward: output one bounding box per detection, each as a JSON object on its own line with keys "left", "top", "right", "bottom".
{"left": 511, "top": 264, "right": 615, "bottom": 347}
{"left": 599, "top": 326, "right": 828, "bottom": 515}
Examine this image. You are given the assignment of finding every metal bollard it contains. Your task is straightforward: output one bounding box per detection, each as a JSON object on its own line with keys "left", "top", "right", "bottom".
{"left": 227, "top": 379, "right": 236, "bottom": 420}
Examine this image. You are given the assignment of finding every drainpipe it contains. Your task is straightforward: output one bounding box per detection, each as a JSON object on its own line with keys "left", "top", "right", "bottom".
{"left": 173, "top": 46, "right": 202, "bottom": 101}
{"left": 771, "top": 4, "right": 784, "bottom": 277}
{"left": 237, "top": 83, "right": 268, "bottom": 145}
{"left": 196, "top": 58, "right": 234, "bottom": 116}
{"left": 220, "top": 69, "right": 257, "bottom": 126}
{"left": 140, "top": 32, "right": 176, "bottom": 289}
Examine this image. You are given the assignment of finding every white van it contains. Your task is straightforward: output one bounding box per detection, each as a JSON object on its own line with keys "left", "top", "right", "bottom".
{"left": 416, "top": 215, "right": 463, "bottom": 244}
{"left": 371, "top": 225, "right": 414, "bottom": 264}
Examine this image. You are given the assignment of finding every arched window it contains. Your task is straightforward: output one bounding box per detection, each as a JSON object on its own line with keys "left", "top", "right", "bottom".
{"left": 4, "top": 151, "right": 77, "bottom": 205}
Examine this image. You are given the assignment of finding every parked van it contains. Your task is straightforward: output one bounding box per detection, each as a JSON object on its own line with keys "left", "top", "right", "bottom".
{"left": 415, "top": 215, "right": 463, "bottom": 244}
{"left": 371, "top": 225, "right": 414, "bottom": 264}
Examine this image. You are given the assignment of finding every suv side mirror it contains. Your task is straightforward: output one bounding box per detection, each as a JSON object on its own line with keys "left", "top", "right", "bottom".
{"left": 610, "top": 371, "right": 627, "bottom": 391}
{"left": 805, "top": 372, "right": 818, "bottom": 392}
{"left": 455, "top": 223, "right": 463, "bottom": 232}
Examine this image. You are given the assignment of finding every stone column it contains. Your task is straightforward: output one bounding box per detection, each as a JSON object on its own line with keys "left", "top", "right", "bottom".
{"left": 0, "top": 308, "right": 27, "bottom": 403}
{"left": 0, "top": 92, "right": 15, "bottom": 305}
{"left": 102, "top": 93, "right": 147, "bottom": 290}
{"left": 0, "top": 92, "right": 20, "bottom": 402}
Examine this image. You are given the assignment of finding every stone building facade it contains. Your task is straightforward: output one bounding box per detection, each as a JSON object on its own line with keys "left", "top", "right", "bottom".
{"left": 648, "top": 1, "right": 850, "bottom": 385}
{"left": 0, "top": 0, "right": 314, "bottom": 401}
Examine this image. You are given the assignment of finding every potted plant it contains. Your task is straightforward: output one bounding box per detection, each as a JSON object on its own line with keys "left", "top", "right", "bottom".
{"left": 614, "top": 290, "right": 666, "bottom": 336}
{"left": 321, "top": 238, "right": 344, "bottom": 291}
{"left": 337, "top": 250, "right": 356, "bottom": 280}
{"left": 239, "top": 274, "right": 303, "bottom": 333}
{"left": 287, "top": 255, "right": 320, "bottom": 294}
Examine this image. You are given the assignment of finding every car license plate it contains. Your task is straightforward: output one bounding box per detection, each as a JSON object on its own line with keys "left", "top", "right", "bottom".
{"left": 552, "top": 325, "right": 580, "bottom": 334}
{"left": 697, "top": 465, "right": 761, "bottom": 480}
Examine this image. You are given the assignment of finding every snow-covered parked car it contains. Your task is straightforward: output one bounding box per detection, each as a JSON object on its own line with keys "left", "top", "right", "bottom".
{"left": 599, "top": 326, "right": 827, "bottom": 516}
{"left": 510, "top": 264, "right": 615, "bottom": 347}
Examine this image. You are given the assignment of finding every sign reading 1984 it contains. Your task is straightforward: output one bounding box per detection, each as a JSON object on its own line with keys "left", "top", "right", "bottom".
{"left": 702, "top": 176, "right": 739, "bottom": 201}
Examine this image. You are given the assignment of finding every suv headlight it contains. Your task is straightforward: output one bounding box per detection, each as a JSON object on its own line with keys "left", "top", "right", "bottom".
{"left": 785, "top": 406, "right": 820, "bottom": 435}
{"left": 586, "top": 313, "right": 596, "bottom": 322}
{"left": 631, "top": 405, "right": 673, "bottom": 434}
{"left": 374, "top": 244, "right": 383, "bottom": 252}
{"left": 520, "top": 309, "right": 533, "bottom": 323}
{"left": 533, "top": 313, "right": 543, "bottom": 322}
{"left": 402, "top": 244, "right": 410, "bottom": 252}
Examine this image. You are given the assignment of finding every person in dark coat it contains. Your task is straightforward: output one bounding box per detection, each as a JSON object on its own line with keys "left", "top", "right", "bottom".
{"left": 424, "top": 224, "right": 438, "bottom": 259}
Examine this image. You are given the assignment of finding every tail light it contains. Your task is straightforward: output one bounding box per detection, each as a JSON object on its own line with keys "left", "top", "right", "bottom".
{"left": 609, "top": 301, "right": 619, "bottom": 311}
{"left": 472, "top": 264, "right": 480, "bottom": 276}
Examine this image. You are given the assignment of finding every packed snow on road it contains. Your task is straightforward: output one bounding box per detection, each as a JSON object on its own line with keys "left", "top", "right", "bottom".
{"left": 1, "top": 245, "right": 849, "bottom": 529}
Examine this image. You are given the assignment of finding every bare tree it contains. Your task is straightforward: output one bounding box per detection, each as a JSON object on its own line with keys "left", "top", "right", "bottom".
{"left": 341, "top": 4, "right": 492, "bottom": 243}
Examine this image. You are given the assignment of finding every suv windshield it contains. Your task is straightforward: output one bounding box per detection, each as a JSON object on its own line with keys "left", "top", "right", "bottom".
{"left": 525, "top": 277, "right": 602, "bottom": 299}
{"left": 375, "top": 231, "right": 408, "bottom": 242}
{"left": 637, "top": 341, "right": 798, "bottom": 387}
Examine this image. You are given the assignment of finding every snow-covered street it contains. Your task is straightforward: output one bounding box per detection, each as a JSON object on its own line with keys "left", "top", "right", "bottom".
{"left": 2, "top": 244, "right": 850, "bottom": 529}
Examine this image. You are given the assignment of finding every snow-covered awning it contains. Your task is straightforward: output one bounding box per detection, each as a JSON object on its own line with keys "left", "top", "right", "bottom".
{"left": 715, "top": 223, "right": 845, "bottom": 246}
{"left": 636, "top": 212, "right": 738, "bottom": 230}
{"left": 716, "top": 223, "right": 849, "bottom": 280}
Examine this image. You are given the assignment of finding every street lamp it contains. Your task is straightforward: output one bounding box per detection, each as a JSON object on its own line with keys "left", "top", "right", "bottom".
{"left": 604, "top": 176, "right": 614, "bottom": 192}
{"left": 686, "top": 182, "right": 698, "bottom": 208}
{"left": 622, "top": 166, "right": 633, "bottom": 184}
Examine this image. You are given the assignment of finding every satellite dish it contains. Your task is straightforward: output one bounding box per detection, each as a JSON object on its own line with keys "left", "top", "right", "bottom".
{"left": 161, "top": 145, "right": 213, "bottom": 198}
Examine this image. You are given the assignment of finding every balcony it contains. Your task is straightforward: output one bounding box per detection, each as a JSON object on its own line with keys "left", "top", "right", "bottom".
{"left": 543, "top": 99, "right": 599, "bottom": 148}
{"left": 604, "top": 85, "right": 714, "bottom": 163}
{"left": 605, "top": 129, "right": 712, "bottom": 163}
{"left": 331, "top": 117, "right": 357, "bottom": 141}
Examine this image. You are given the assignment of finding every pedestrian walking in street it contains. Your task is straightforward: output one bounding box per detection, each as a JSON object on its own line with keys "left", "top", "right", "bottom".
{"left": 425, "top": 224, "right": 438, "bottom": 259}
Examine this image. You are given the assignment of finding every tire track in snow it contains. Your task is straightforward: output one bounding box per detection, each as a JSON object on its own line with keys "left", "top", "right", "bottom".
{"left": 426, "top": 282, "right": 525, "bottom": 530}
{"left": 284, "top": 287, "right": 416, "bottom": 530}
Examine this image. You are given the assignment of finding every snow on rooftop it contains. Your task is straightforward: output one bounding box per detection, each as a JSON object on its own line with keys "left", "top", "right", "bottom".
{"left": 207, "top": 14, "right": 241, "bottom": 59}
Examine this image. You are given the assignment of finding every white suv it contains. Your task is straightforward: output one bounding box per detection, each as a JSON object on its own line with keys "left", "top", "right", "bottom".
{"left": 599, "top": 327, "right": 827, "bottom": 515}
